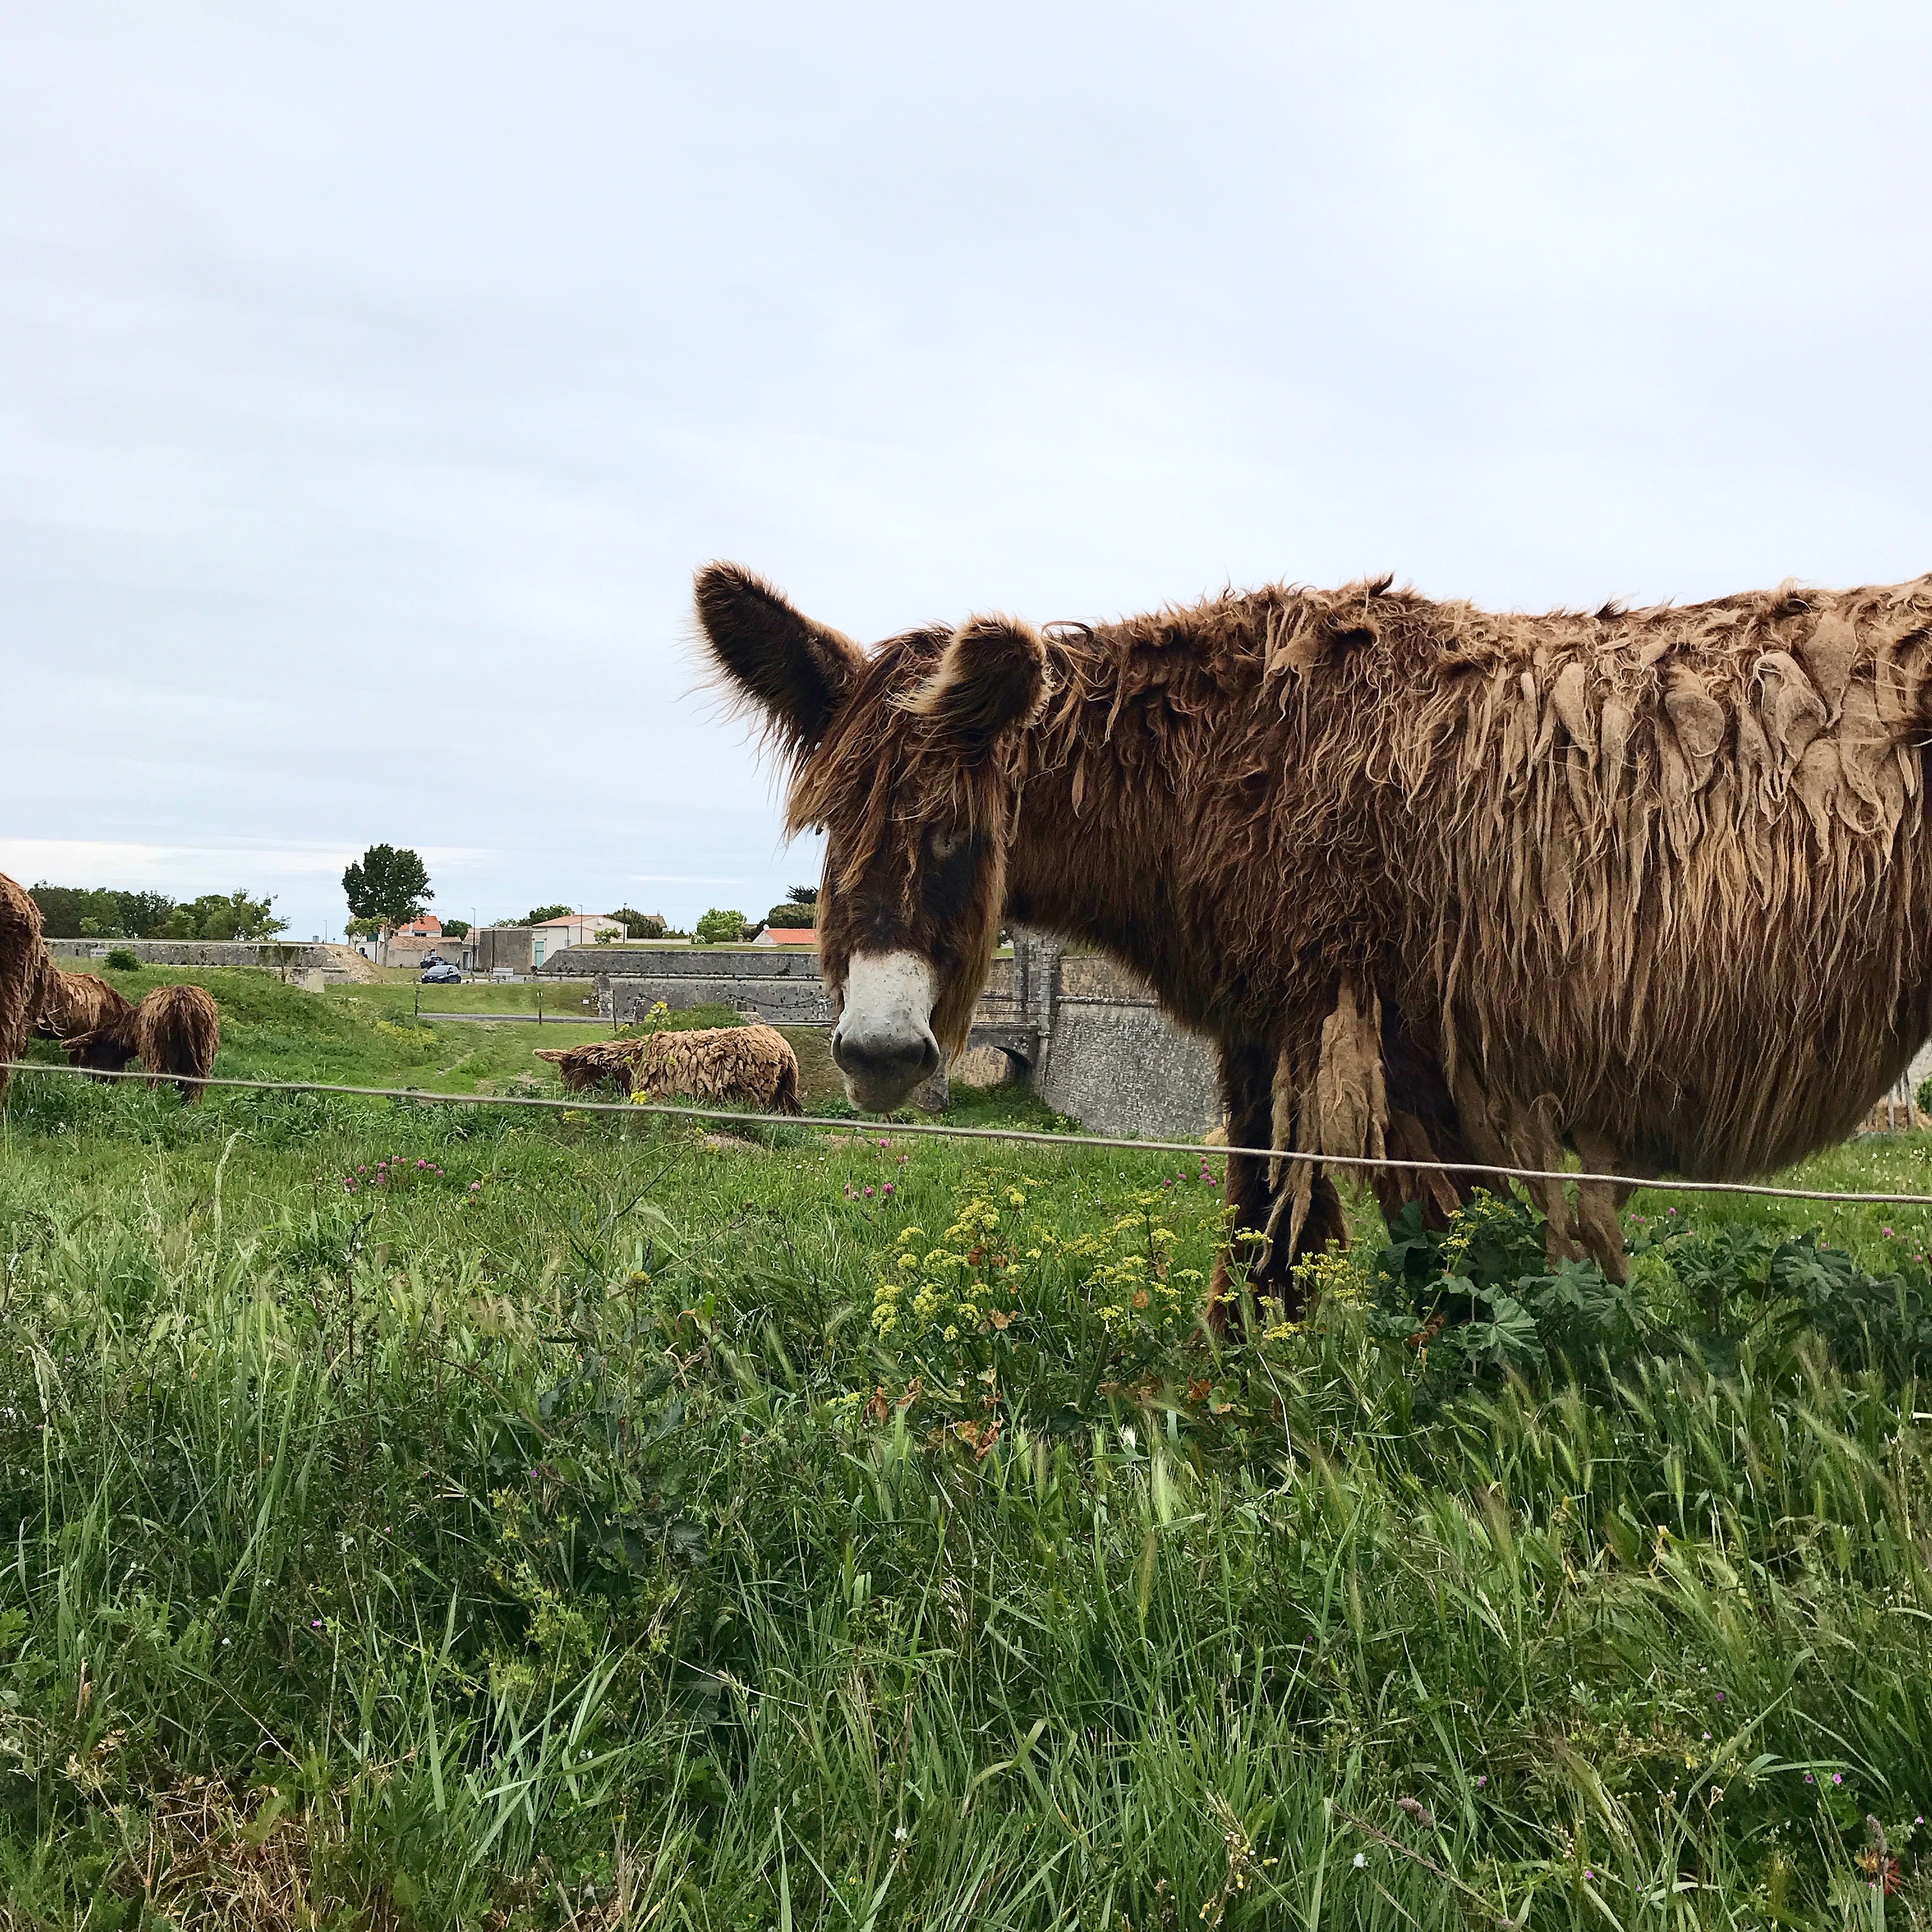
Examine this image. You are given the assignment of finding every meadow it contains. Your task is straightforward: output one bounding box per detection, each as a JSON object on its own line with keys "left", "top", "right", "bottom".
{"left": 1, "top": 968, "right": 1930, "bottom": 1928}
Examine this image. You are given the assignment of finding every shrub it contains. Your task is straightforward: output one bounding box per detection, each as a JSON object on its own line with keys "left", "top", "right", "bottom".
{"left": 693, "top": 908, "right": 747, "bottom": 945}
{"left": 764, "top": 902, "right": 815, "bottom": 928}
{"left": 1354, "top": 1187, "right": 1932, "bottom": 1391}
{"left": 1361, "top": 1192, "right": 1644, "bottom": 1383}
{"left": 103, "top": 947, "right": 141, "bottom": 972}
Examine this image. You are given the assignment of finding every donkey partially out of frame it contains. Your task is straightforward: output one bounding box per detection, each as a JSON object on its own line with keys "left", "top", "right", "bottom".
{"left": 699, "top": 559, "right": 1932, "bottom": 1322}
{"left": 694, "top": 563, "right": 1492, "bottom": 1321}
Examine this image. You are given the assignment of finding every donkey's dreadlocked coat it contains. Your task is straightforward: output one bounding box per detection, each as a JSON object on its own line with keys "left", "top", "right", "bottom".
{"left": 702, "top": 564, "right": 1932, "bottom": 1296}
{"left": 66, "top": 983, "right": 221, "bottom": 1101}
{"left": 36, "top": 970, "right": 134, "bottom": 1068}
{"left": 537, "top": 1025, "right": 802, "bottom": 1113}
{"left": 0, "top": 873, "right": 50, "bottom": 1105}
{"left": 1150, "top": 575, "right": 1932, "bottom": 1271}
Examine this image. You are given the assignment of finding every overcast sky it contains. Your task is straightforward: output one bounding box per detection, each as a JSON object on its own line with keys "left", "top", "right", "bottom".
{"left": 3, "top": 4, "right": 1929, "bottom": 939}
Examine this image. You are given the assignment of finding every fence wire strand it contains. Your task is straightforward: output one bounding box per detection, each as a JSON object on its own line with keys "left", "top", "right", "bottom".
{"left": 9, "top": 1057, "right": 1932, "bottom": 1207}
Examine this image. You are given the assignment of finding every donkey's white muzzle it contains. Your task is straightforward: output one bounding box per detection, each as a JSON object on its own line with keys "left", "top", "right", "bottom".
{"left": 832, "top": 951, "right": 940, "bottom": 1110}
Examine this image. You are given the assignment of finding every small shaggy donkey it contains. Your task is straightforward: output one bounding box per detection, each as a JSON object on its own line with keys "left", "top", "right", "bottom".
{"left": 36, "top": 970, "right": 134, "bottom": 1071}
{"left": 537, "top": 1023, "right": 801, "bottom": 1113}
{"left": 0, "top": 871, "right": 50, "bottom": 1103}
{"left": 66, "top": 983, "right": 221, "bottom": 1102}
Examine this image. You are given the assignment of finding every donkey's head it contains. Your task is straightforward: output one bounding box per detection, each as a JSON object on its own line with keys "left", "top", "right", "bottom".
{"left": 696, "top": 563, "right": 1048, "bottom": 1112}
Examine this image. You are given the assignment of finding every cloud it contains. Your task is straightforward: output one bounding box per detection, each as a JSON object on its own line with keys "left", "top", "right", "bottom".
{"left": 2, "top": 3, "right": 1928, "bottom": 940}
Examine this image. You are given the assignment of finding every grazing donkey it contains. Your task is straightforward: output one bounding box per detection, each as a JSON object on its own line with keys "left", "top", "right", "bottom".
{"left": 67, "top": 983, "right": 220, "bottom": 1102}
{"left": 36, "top": 970, "right": 134, "bottom": 1070}
{"left": 537, "top": 1024, "right": 802, "bottom": 1112}
{"left": 697, "top": 560, "right": 1932, "bottom": 1321}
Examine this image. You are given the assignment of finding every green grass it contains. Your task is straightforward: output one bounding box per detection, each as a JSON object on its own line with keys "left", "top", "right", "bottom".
{"left": 1, "top": 972, "right": 1930, "bottom": 1926}
{"left": 20, "top": 967, "right": 813, "bottom": 1105}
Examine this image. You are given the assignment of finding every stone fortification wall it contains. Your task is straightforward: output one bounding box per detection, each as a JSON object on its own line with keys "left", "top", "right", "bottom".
{"left": 546, "top": 936, "right": 1220, "bottom": 1140}
{"left": 1028, "top": 948, "right": 1222, "bottom": 1141}
{"left": 575, "top": 947, "right": 840, "bottom": 1027}
{"left": 49, "top": 939, "right": 348, "bottom": 972}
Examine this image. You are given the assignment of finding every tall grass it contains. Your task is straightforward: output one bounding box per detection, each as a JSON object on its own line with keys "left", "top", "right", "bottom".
{"left": 1, "top": 1050, "right": 1930, "bottom": 1924}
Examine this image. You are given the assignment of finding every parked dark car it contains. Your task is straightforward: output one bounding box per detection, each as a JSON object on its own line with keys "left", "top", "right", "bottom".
{"left": 420, "top": 962, "right": 462, "bottom": 985}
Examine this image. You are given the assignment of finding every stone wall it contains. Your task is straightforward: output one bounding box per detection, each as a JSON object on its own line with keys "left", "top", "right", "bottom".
{"left": 564, "top": 946, "right": 842, "bottom": 1027}
{"left": 47, "top": 939, "right": 352, "bottom": 972}
{"left": 1026, "top": 945, "right": 1222, "bottom": 1140}
{"left": 470, "top": 926, "right": 535, "bottom": 977}
{"left": 546, "top": 935, "right": 1222, "bottom": 1140}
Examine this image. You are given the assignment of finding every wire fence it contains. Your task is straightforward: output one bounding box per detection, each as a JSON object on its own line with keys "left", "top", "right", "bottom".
{"left": 10, "top": 1058, "right": 1932, "bottom": 1208}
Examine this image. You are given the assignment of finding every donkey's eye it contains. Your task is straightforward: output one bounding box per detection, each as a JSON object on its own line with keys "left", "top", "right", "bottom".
{"left": 929, "top": 827, "right": 969, "bottom": 862}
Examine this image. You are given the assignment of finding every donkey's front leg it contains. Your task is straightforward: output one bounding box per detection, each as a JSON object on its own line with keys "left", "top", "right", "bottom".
{"left": 1209, "top": 1036, "right": 1340, "bottom": 1331}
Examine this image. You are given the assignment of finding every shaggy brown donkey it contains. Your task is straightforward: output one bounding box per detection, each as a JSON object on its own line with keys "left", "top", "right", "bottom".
{"left": 68, "top": 983, "right": 221, "bottom": 1101}
{"left": 0, "top": 872, "right": 51, "bottom": 1105}
{"left": 697, "top": 562, "right": 1932, "bottom": 1316}
{"left": 35, "top": 970, "right": 134, "bottom": 1071}
{"left": 537, "top": 1025, "right": 802, "bottom": 1112}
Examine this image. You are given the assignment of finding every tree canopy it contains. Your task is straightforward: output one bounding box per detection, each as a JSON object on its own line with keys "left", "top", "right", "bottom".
{"left": 606, "top": 907, "right": 668, "bottom": 939}
{"left": 29, "top": 884, "right": 284, "bottom": 940}
{"left": 693, "top": 908, "right": 747, "bottom": 944}
{"left": 165, "top": 890, "right": 287, "bottom": 940}
{"left": 29, "top": 885, "right": 178, "bottom": 939}
{"left": 342, "top": 845, "right": 433, "bottom": 930}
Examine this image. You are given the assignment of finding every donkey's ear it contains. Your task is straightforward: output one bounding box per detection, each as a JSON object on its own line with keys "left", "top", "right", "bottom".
{"left": 906, "top": 615, "right": 1049, "bottom": 749}
{"left": 695, "top": 562, "right": 867, "bottom": 755}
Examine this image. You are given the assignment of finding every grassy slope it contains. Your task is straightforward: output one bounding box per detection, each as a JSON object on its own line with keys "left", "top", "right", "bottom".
{"left": 17, "top": 966, "right": 820, "bottom": 1103}
{"left": 0, "top": 972, "right": 1929, "bottom": 1927}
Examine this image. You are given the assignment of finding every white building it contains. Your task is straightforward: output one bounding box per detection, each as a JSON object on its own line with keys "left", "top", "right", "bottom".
{"left": 530, "top": 912, "right": 625, "bottom": 967}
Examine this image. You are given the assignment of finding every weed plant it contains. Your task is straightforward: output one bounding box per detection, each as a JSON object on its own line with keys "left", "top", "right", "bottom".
{"left": 0, "top": 983, "right": 1930, "bottom": 1925}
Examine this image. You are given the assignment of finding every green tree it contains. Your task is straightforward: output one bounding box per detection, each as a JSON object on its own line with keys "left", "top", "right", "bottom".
{"left": 29, "top": 885, "right": 179, "bottom": 939}
{"left": 606, "top": 907, "right": 668, "bottom": 939}
{"left": 439, "top": 918, "right": 470, "bottom": 939}
{"left": 122, "top": 889, "right": 178, "bottom": 937}
{"left": 343, "top": 845, "right": 433, "bottom": 930}
{"left": 520, "top": 903, "right": 573, "bottom": 926}
{"left": 161, "top": 890, "right": 286, "bottom": 940}
{"left": 765, "top": 901, "right": 815, "bottom": 928}
{"left": 693, "top": 908, "right": 747, "bottom": 945}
